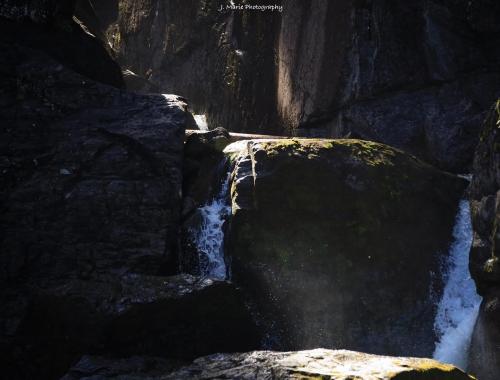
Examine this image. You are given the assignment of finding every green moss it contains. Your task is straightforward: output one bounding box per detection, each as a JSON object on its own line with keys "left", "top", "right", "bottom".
{"left": 391, "top": 360, "right": 475, "bottom": 380}
{"left": 257, "top": 138, "right": 401, "bottom": 168}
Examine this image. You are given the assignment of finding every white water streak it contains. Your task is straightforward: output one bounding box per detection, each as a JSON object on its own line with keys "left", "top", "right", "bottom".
{"left": 193, "top": 114, "right": 208, "bottom": 130}
{"left": 433, "top": 200, "right": 482, "bottom": 370}
{"left": 194, "top": 173, "right": 231, "bottom": 279}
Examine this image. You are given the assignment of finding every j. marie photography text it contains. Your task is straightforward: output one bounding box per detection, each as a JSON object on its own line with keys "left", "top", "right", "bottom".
{"left": 218, "top": 3, "right": 283, "bottom": 12}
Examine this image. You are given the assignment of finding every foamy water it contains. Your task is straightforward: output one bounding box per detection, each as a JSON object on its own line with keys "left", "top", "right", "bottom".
{"left": 193, "top": 173, "right": 231, "bottom": 279}
{"left": 433, "top": 200, "right": 482, "bottom": 370}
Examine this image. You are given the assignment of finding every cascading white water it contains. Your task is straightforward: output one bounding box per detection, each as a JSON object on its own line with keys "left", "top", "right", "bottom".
{"left": 433, "top": 199, "right": 482, "bottom": 370}
{"left": 193, "top": 173, "right": 231, "bottom": 280}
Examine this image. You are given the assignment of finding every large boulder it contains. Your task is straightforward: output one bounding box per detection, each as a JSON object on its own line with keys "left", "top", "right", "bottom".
{"left": 468, "top": 100, "right": 500, "bottom": 379}
{"left": 0, "top": 43, "right": 188, "bottom": 378}
{"left": 225, "top": 139, "right": 466, "bottom": 356}
{"left": 0, "top": 44, "right": 186, "bottom": 284}
{"left": 166, "top": 349, "right": 474, "bottom": 379}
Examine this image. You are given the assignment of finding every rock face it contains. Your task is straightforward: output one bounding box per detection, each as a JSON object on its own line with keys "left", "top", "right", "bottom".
{"left": 0, "top": 39, "right": 190, "bottom": 378}
{"left": 102, "top": 0, "right": 282, "bottom": 134}
{"left": 225, "top": 139, "right": 466, "bottom": 356}
{"left": 276, "top": 0, "right": 500, "bottom": 172}
{"left": 468, "top": 100, "right": 500, "bottom": 380}
{"left": 0, "top": 43, "right": 186, "bottom": 284}
{"left": 164, "top": 349, "right": 474, "bottom": 379}
{"left": 101, "top": 0, "right": 500, "bottom": 171}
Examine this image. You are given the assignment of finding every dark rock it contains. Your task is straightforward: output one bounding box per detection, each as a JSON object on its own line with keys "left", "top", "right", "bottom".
{"left": 0, "top": 44, "right": 186, "bottom": 284}
{"left": 0, "top": 1, "right": 124, "bottom": 88}
{"left": 102, "top": 0, "right": 500, "bottom": 171}
{"left": 164, "top": 349, "right": 474, "bottom": 380}
{"left": 0, "top": 0, "right": 76, "bottom": 23}
{"left": 468, "top": 100, "right": 500, "bottom": 379}
{"left": 61, "top": 355, "right": 183, "bottom": 380}
{"left": 468, "top": 101, "right": 500, "bottom": 203}
{"left": 185, "top": 128, "right": 231, "bottom": 157}
{"left": 0, "top": 43, "right": 188, "bottom": 378}
{"left": 225, "top": 139, "right": 466, "bottom": 356}
{"left": 74, "top": 0, "right": 110, "bottom": 45}
{"left": 11, "top": 274, "right": 258, "bottom": 379}
{"left": 469, "top": 296, "right": 500, "bottom": 380}
{"left": 123, "top": 69, "right": 160, "bottom": 93}
{"left": 182, "top": 128, "right": 231, "bottom": 212}
{"left": 330, "top": 74, "right": 499, "bottom": 172}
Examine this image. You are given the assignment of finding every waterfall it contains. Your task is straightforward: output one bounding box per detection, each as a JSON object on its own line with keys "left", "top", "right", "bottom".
{"left": 432, "top": 200, "right": 482, "bottom": 369}
{"left": 192, "top": 172, "right": 232, "bottom": 280}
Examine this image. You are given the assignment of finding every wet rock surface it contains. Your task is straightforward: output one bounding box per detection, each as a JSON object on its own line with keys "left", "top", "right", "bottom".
{"left": 468, "top": 100, "right": 500, "bottom": 379}
{"left": 225, "top": 139, "right": 466, "bottom": 356}
{"left": 104, "top": 0, "right": 500, "bottom": 171}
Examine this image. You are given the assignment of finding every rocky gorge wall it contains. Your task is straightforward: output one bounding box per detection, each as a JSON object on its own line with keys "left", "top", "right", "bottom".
{"left": 103, "top": 0, "right": 500, "bottom": 172}
{"left": 468, "top": 100, "right": 500, "bottom": 379}
{"left": 0, "top": 1, "right": 497, "bottom": 379}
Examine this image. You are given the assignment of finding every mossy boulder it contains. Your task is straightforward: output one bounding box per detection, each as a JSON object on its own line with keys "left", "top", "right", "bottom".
{"left": 225, "top": 139, "right": 466, "bottom": 356}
